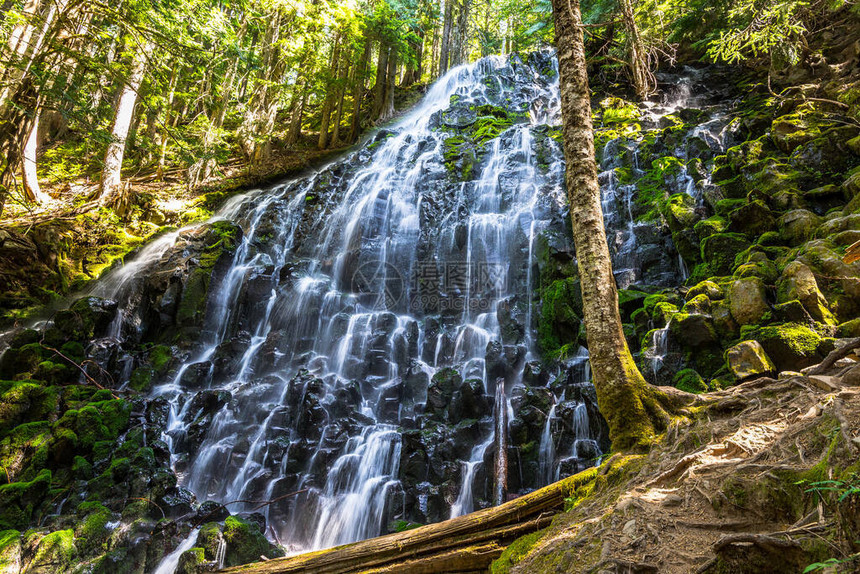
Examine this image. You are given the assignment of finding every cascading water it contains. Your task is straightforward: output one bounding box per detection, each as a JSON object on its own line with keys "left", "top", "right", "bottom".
{"left": 91, "top": 52, "right": 609, "bottom": 556}
{"left": 82, "top": 53, "right": 737, "bottom": 560}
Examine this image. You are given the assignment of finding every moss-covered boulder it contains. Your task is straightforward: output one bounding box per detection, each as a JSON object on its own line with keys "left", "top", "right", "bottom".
{"left": 701, "top": 233, "right": 751, "bottom": 276}
{"left": 52, "top": 297, "right": 118, "bottom": 343}
{"left": 27, "top": 529, "right": 77, "bottom": 574}
{"left": 726, "top": 340, "right": 776, "bottom": 380}
{"left": 672, "top": 369, "right": 708, "bottom": 393}
{"left": 663, "top": 193, "right": 699, "bottom": 232}
{"left": 728, "top": 277, "right": 770, "bottom": 326}
{"left": 0, "top": 469, "right": 52, "bottom": 530}
{"left": 727, "top": 200, "right": 776, "bottom": 236}
{"left": 0, "top": 530, "right": 21, "bottom": 572}
{"left": 776, "top": 261, "right": 835, "bottom": 325}
{"left": 222, "top": 516, "right": 283, "bottom": 567}
{"left": 778, "top": 209, "right": 822, "bottom": 246}
{"left": 669, "top": 312, "right": 718, "bottom": 347}
{"left": 537, "top": 278, "right": 582, "bottom": 358}
{"left": 177, "top": 547, "right": 207, "bottom": 574}
{"left": 743, "top": 323, "right": 824, "bottom": 371}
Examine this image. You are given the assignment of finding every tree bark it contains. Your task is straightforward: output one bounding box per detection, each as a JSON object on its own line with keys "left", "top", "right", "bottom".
{"left": 439, "top": 0, "right": 453, "bottom": 75}
{"left": 99, "top": 40, "right": 149, "bottom": 210}
{"left": 348, "top": 39, "right": 370, "bottom": 143}
{"left": 318, "top": 33, "right": 342, "bottom": 150}
{"left": 618, "top": 0, "right": 653, "bottom": 99}
{"left": 22, "top": 111, "right": 48, "bottom": 203}
{"left": 551, "top": 0, "right": 667, "bottom": 450}
{"left": 493, "top": 377, "right": 507, "bottom": 506}
{"left": 218, "top": 465, "right": 600, "bottom": 573}
{"left": 372, "top": 42, "right": 390, "bottom": 120}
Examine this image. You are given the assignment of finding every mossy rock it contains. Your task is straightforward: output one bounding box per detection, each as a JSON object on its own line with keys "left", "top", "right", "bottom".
{"left": 778, "top": 209, "right": 822, "bottom": 246}
{"left": 728, "top": 277, "right": 769, "bottom": 327}
{"left": 742, "top": 322, "right": 824, "bottom": 371}
{"left": 222, "top": 516, "right": 283, "bottom": 567}
{"left": 669, "top": 313, "right": 718, "bottom": 347}
{"left": 725, "top": 340, "right": 776, "bottom": 380}
{"left": 686, "top": 280, "right": 724, "bottom": 301}
{"left": 28, "top": 529, "right": 76, "bottom": 573}
{"left": 177, "top": 547, "right": 206, "bottom": 574}
{"left": 727, "top": 200, "right": 776, "bottom": 236}
{"left": 663, "top": 193, "right": 699, "bottom": 233}
{"left": 672, "top": 369, "right": 707, "bottom": 393}
{"left": 701, "top": 233, "right": 752, "bottom": 276}
{"left": 0, "top": 469, "right": 52, "bottom": 530}
{"left": 52, "top": 297, "right": 118, "bottom": 343}
{"left": 694, "top": 216, "right": 728, "bottom": 239}
{"left": 537, "top": 278, "right": 583, "bottom": 359}
{"left": 0, "top": 380, "right": 59, "bottom": 434}
{"left": 0, "top": 530, "right": 22, "bottom": 572}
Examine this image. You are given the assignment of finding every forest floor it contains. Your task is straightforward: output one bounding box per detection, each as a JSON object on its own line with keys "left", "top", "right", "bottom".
{"left": 506, "top": 354, "right": 860, "bottom": 573}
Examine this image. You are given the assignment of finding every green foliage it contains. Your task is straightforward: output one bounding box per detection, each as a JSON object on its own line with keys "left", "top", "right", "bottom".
{"left": 707, "top": 0, "right": 808, "bottom": 64}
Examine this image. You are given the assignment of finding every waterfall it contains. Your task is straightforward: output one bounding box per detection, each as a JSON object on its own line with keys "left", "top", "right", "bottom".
{"left": 87, "top": 50, "right": 717, "bottom": 554}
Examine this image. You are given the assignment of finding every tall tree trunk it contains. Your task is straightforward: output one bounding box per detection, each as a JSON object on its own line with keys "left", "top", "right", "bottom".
{"left": 348, "top": 39, "right": 370, "bottom": 143}
{"left": 455, "top": 0, "right": 470, "bottom": 66}
{"left": 331, "top": 60, "right": 351, "bottom": 146}
{"left": 22, "top": 109, "right": 47, "bottom": 203}
{"left": 99, "top": 41, "right": 149, "bottom": 210}
{"left": 286, "top": 87, "right": 308, "bottom": 145}
{"left": 439, "top": 0, "right": 453, "bottom": 75}
{"left": 380, "top": 47, "right": 397, "bottom": 121}
{"left": 157, "top": 67, "right": 178, "bottom": 179}
{"left": 618, "top": 0, "right": 653, "bottom": 99}
{"left": 430, "top": 22, "right": 440, "bottom": 80}
{"left": 551, "top": 0, "right": 670, "bottom": 450}
{"left": 318, "top": 33, "right": 342, "bottom": 150}
{"left": 372, "top": 42, "right": 390, "bottom": 120}
{"left": 0, "top": 77, "right": 39, "bottom": 217}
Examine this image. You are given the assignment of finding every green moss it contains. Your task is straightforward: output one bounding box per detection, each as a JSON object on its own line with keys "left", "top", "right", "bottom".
{"left": 31, "top": 529, "right": 76, "bottom": 570}
{"left": 128, "top": 367, "right": 156, "bottom": 393}
{"left": 537, "top": 278, "right": 582, "bottom": 359}
{"left": 0, "top": 530, "right": 21, "bottom": 572}
{"left": 0, "top": 469, "right": 51, "bottom": 530}
{"left": 75, "top": 502, "right": 112, "bottom": 552}
{"left": 672, "top": 369, "right": 708, "bottom": 393}
{"left": 148, "top": 345, "right": 173, "bottom": 374}
{"left": 223, "top": 515, "right": 284, "bottom": 567}
{"left": 742, "top": 322, "right": 824, "bottom": 370}
{"left": 490, "top": 529, "right": 545, "bottom": 574}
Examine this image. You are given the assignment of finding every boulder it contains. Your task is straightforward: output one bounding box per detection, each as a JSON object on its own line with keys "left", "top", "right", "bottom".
{"left": 669, "top": 313, "right": 718, "bottom": 347}
{"left": 729, "top": 277, "right": 769, "bottom": 326}
{"left": 744, "top": 323, "right": 824, "bottom": 371}
{"left": 728, "top": 200, "right": 776, "bottom": 236}
{"left": 726, "top": 341, "right": 776, "bottom": 380}
{"left": 776, "top": 261, "right": 835, "bottom": 325}
{"left": 778, "top": 209, "right": 822, "bottom": 246}
{"left": 701, "top": 233, "right": 751, "bottom": 276}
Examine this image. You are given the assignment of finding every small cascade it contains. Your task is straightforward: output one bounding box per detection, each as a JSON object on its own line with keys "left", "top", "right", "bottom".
{"left": 537, "top": 400, "right": 558, "bottom": 485}
{"left": 152, "top": 529, "right": 200, "bottom": 574}
{"left": 647, "top": 326, "right": 671, "bottom": 381}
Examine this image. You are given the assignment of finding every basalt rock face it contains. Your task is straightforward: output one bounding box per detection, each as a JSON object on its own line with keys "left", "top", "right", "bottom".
{"left": 0, "top": 52, "right": 614, "bottom": 572}
{"left": 610, "top": 65, "right": 860, "bottom": 391}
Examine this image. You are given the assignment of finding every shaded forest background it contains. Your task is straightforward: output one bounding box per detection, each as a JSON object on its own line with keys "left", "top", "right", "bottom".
{"left": 0, "top": 0, "right": 856, "bottom": 319}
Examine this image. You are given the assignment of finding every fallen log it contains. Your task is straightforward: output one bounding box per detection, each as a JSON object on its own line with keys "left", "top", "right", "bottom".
{"left": 221, "top": 467, "right": 598, "bottom": 574}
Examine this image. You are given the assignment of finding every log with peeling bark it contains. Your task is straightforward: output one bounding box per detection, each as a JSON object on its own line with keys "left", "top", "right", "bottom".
{"left": 220, "top": 469, "right": 597, "bottom": 574}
